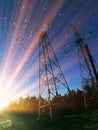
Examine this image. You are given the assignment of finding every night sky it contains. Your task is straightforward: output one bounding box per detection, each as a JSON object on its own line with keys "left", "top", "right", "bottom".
{"left": 0, "top": 0, "right": 98, "bottom": 108}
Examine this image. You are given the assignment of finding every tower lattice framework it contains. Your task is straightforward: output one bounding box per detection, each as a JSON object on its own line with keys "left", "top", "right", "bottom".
{"left": 71, "top": 24, "right": 98, "bottom": 108}
{"left": 38, "top": 31, "right": 70, "bottom": 119}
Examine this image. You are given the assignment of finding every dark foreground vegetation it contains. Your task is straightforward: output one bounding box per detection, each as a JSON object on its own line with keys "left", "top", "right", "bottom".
{"left": 0, "top": 109, "right": 98, "bottom": 130}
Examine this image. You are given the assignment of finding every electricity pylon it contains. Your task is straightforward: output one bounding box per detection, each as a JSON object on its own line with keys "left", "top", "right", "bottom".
{"left": 38, "top": 22, "right": 70, "bottom": 119}
{"left": 71, "top": 24, "right": 98, "bottom": 109}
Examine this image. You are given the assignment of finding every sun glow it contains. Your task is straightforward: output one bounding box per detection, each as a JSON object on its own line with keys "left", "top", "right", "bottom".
{"left": 0, "top": 102, "right": 9, "bottom": 111}
{"left": 0, "top": 80, "right": 12, "bottom": 110}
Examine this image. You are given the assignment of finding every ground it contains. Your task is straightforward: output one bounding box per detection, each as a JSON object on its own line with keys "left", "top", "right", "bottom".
{"left": 0, "top": 109, "right": 98, "bottom": 130}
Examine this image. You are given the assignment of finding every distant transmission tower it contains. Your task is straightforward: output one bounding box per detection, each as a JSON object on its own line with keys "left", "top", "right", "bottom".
{"left": 38, "top": 22, "right": 70, "bottom": 119}
{"left": 71, "top": 24, "right": 98, "bottom": 109}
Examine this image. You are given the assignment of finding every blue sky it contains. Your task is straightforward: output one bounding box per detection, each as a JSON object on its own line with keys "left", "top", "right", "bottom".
{"left": 0, "top": 0, "right": 98, "bottom": 108}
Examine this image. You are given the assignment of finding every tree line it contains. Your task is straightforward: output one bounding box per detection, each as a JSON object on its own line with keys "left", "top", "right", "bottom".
{"left": 5, "top": 88, "right": 98, "bottom": 113}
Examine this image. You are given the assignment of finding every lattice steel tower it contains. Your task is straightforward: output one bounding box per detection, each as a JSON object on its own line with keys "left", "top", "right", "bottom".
{"left": 71, "top": 24, "right": 98, "bottom": 108}
{"left": 38, "top": 23, "right": 70, "bottom": 119}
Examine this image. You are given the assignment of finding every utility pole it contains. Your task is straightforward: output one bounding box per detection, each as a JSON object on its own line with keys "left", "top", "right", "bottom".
{"left": 38, "top": 22, "right": 70, "bottom": 119}
{"left": 71, "top": 24, "right": 98, "bottom": 109}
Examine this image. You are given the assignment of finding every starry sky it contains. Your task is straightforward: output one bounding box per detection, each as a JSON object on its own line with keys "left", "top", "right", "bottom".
{"left": 0, "top": 0, "right": 98, "bottom": 108}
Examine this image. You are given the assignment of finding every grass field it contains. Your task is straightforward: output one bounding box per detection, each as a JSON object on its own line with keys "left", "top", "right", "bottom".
{"left": 0, "top": 109, "right": 98, "bottom": 130}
